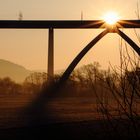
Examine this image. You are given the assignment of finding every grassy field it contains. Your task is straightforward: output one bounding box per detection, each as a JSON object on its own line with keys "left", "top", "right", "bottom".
{"left": 0, "top": 94, "right": 140, "bottom": 139}
{"left": 0, "top": 94, "right": 102, "bottom": 128}
{"left": 0, "top": 94, "right": 122, "bottom": 128}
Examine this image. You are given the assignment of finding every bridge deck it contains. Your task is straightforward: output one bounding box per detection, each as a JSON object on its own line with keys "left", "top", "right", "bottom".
{"left": 0, "top": 20, "right": 140, "bottom": 29}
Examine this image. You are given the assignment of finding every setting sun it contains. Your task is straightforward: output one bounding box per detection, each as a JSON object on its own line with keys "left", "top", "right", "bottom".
{"left": 103, "top": 12, "right": 120, "bottom": 25}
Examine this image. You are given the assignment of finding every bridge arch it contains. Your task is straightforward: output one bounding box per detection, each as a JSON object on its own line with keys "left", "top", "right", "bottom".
{"left": 59, "top": 29, "right": 140, "bottom": 84}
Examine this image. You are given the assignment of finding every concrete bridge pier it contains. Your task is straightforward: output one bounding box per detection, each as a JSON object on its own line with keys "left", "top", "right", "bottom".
{"left": 47, "top": 28, "right": 54, "bottom": 82}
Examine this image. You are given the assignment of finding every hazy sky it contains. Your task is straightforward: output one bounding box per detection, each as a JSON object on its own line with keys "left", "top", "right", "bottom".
{"left": 0, "top": 0, "right": 139, "bottom": 71}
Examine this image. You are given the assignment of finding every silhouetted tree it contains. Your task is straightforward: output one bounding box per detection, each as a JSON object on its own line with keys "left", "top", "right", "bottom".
{"left": 0, "top": 77, "right": 21, "bottom": 95}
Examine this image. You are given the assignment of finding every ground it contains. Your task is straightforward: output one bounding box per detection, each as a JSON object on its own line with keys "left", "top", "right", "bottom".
{"left": 0, "top": 94, "right": 139, "bottom": 139}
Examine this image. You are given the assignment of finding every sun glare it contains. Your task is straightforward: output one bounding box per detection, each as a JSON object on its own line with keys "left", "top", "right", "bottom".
{"left": 103, "top": 12, "right": 120, "bottom": 25}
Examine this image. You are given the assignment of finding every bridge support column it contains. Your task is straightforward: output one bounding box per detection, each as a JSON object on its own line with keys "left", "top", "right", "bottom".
{"left": 47, "top": 28, "right": 54, "bottom": 82}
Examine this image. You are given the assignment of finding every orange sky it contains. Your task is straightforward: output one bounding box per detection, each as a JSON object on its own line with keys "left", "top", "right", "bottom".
{"left": 0, "top": 0, "right": 139, "bottom": 71}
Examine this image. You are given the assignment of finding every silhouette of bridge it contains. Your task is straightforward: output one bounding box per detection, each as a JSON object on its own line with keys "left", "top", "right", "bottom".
{"left": 0, "top": 20, "right": 140, "bottom": 82}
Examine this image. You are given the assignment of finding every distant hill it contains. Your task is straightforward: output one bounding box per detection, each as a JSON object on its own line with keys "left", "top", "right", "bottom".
{"left": 0, "top": 59, "right": 31, "bottom": 83}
